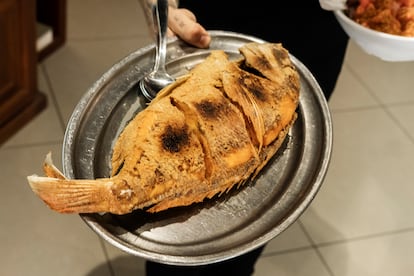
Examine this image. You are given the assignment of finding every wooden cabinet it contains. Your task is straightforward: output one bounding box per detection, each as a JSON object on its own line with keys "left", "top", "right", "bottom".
{"left": 0, "top": 0, "right": 66, "bottom": 145}
{"left": 36, "top": 0, "right": 66, "bottom": 62}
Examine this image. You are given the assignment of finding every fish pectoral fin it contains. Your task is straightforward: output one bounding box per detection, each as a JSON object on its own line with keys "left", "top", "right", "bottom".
{"left": 27, "top": 175, "right": 122, "bottom": 214}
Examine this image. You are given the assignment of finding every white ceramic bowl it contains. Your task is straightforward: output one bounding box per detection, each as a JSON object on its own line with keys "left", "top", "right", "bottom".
{"left": 334, "top": 10, "right": 414, "bottom": 62}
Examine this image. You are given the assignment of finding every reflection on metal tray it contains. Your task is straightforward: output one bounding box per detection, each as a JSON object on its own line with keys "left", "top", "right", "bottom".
{"left": 62, "top": 31, "right": 332, "bottom": 266}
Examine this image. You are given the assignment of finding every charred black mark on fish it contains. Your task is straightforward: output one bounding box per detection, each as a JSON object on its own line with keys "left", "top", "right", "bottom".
{"left": 272, "top": 48, "right": 289, "bottom": 63}
{"left": 287, "top": 75, "right": 300, "bottom": 91}
{"left": 113, "top": 160, "right": 125, "bottom": 176}
{"left": 237, "top": 74, "right": 267, "bottom": 102}
{"left": 161, "top": 125, "right": 189, "bottom": 153}
{"left": 249, "top": 84, "right": 267, "bottom": 101}
{"left": 255, "top": 54, "right": 272, "bottom": 71}
{"left": 196, "top": 100, "right": 225, "bottom": 119}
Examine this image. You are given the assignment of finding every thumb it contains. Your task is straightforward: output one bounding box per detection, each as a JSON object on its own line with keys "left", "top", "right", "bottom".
{"left": 168, "top": 7, "right": 211, "bottom": 49}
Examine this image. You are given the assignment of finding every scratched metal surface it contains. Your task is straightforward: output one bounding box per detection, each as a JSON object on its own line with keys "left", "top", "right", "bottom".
{"left": 62, "top": 31, "right": 332, "bottom": 266}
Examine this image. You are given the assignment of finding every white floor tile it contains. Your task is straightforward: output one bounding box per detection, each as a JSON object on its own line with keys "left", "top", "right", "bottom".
{"left": 103, "top": 243, "right": 147, "bottom": 276}
{"left": 262, "top": 221, "right": 312, "bottom": 255}
{"left": 43, "top": 37, "right": 151, "bottom": 123}
{"left": 254, "top": 248, "right": 331, "bottom": 276}
{"left": 387, "top": 103, "right": 414, "bottom": 140}
{"left": 68, "top": 0, "right": 148, "bottom": 39}
{"left": 345, "top": 41, "right": 414, "bottom": 105}
{"left": 319, "top": 230, "right": 414, "bottom": 276}
{"left": 0, "top": 145, "right": 110, "bottom": 276}
{"left": 301, "top": 108, "right": 414, "bottom": 243}
{"left": 329, "top": 65, "right": 380, "bottom": 111}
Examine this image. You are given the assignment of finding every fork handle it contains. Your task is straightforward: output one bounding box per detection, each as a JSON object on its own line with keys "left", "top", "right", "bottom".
{"left": 152, "top": 0, "right": 169, "bottom": 73}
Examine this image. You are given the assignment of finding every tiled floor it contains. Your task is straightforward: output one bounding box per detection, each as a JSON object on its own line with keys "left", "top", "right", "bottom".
{"left": 1, "top": 1, "right": 414, "bottom": 275}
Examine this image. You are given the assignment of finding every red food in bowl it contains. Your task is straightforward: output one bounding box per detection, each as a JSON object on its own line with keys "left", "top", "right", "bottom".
{"left": 346, "top": 0, "right": 414, "bottom": 36}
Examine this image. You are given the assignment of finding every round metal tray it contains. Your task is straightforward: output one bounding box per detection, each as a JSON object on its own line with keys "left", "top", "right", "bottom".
{"left": 62, "top": 31, "right": 332, "bottom": 266}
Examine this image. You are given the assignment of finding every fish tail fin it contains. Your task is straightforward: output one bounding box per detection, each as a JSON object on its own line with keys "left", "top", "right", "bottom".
{"left": 42, "top": 152, "right": 66, "bottom": 179}
{"left": 27, "top": 175, "right": 115, "bottom": 214}
{"left": 28, "top": 153, "right": 137, "bottom": 215}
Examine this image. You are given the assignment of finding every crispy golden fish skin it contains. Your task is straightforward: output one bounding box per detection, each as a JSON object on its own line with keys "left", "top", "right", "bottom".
{"left": 27, "top": 42, "right": 300, "bottom": 215}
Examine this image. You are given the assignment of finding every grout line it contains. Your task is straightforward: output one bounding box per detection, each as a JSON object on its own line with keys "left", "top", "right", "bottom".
{"left": 344, "top": 63, "right": 414, "bottom": 109}
{"left": 330, "top": 99, "right": 414, "bottom": 114}
{"left": 0, "top": 140, "right": 63, "bottom": 151}
{"left": 39, "top": 63, "right": 67, "bottom": 133}
{"left": 330, "top": 104, "right": 383, "bottom": 114}
{"left": 313, "top": 247, "right": 336, "bottom": 276}
{"left": 298, "top": 220, "right": 336, "bottom": 276}
{"left": 68, "top": 34, "right": 149, "bottom": 42}
{"left": 382, "top": 106, "right": 414, "bottom": 144}
{"left": 383, "top": 100, "right": 414, "bottom": 107}
{"left": 99, "top": 238, "right": 116, "bottom": 276}
{"left": 260, "top": 245, "right": 314, "bottom": 258}
{"left": 339, "top": 64, "right": 414, "bottom": 144}
{"left": 314, "top": 227, "right": 414, "bottom": 248}
{"left": 344, "top": 63, "right": 385, "bottom": 107}
{"left": 260, "top": 226, "right": 414, "bottom": 259}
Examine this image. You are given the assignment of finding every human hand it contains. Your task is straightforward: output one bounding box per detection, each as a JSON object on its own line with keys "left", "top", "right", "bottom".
{"left": 167, "top": 6, "right": 211, "bottom": 48}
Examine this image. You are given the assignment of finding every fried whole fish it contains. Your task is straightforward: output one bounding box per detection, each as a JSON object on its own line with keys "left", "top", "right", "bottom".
{"left": 27, "top": 42, "right": 300, "bottom": 214}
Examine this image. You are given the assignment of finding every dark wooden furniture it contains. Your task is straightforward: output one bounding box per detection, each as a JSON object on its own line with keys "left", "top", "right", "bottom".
{"left": 36, "top": 0, "right": 66, "bottom": 62}
{"left": 0, "top": 0, "right": 66, "bottom": 145}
